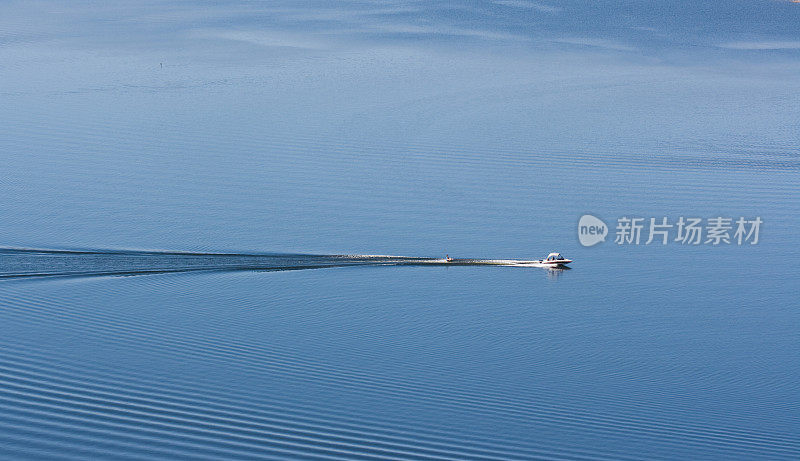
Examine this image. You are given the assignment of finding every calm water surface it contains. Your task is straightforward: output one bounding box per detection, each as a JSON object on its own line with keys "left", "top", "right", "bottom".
{"left": 1, "top": 1, "right": 799, "bottom": 459}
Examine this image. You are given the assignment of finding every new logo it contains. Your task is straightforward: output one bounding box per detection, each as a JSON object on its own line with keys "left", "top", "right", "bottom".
{"left": 578, "top": 215, "right": 608, "bottom": 247}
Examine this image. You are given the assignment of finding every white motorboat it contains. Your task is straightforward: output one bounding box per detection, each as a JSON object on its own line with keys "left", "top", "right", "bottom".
{"left": 538, "top": 252, "right": 572, "bottom": 267}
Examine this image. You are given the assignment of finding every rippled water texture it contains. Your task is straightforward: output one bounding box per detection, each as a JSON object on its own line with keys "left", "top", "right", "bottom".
{"left": 1, "top": 1, "right": 799, "bottom": 459}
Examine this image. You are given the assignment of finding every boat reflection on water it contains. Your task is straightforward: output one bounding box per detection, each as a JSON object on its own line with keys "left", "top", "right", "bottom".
{"left": 545, "top": 265, "right": 571, "bottom": 280}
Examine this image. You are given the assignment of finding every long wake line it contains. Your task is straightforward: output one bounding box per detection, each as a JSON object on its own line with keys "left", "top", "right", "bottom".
{"left": 0, "top": 248, "right": 562, "bottom": 280}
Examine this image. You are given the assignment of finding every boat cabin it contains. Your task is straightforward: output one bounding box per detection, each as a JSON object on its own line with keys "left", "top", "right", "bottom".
{"left": 545, "top": 253, "right": 565, "bottom": 261}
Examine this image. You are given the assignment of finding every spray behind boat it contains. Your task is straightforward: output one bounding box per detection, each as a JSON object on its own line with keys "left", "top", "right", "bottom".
{"left": 440, "top": 252, "right": 572, "bottom": 268}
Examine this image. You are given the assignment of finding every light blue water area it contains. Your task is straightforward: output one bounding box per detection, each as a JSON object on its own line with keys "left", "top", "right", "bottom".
{"left": 1, "top": 1, "right": 799, "bottom": 459}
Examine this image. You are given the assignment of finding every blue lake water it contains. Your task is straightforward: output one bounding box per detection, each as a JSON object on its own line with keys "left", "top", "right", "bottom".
{"left": 1, "top": 1, "right": 799, "bottom": 459}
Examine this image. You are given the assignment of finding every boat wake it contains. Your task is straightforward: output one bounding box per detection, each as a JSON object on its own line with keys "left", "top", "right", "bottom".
{"left": 0, "top": 248, "right": 566, "bottom": 280}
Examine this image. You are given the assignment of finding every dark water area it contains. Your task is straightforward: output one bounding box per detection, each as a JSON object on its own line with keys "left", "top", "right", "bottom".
{"left": 2, "top": 1, "right": 799, "bottom": 459}
{"left": 0, "top": 242, "right": 797, "bottom": 459}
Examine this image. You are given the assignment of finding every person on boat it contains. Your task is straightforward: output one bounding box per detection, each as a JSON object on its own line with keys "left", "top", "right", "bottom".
{"left": 446, "top": 254, "right": 453, "bottom": 262}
